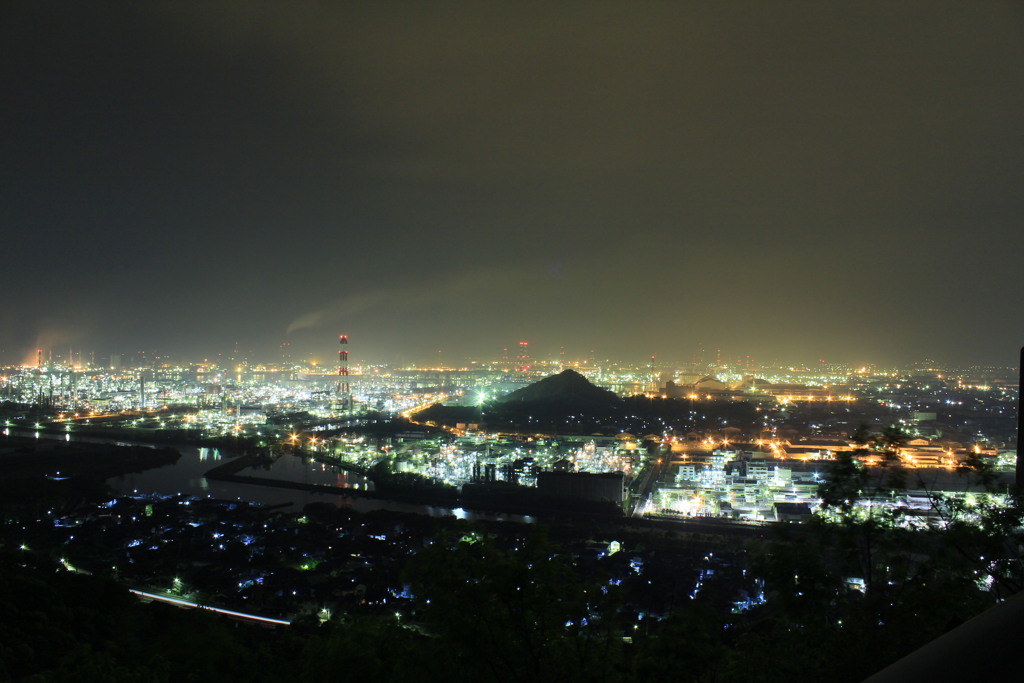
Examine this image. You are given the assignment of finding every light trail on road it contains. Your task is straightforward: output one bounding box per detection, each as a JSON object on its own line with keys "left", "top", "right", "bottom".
{"left": 129, "top": 589, "right": 292, "bottom": 626}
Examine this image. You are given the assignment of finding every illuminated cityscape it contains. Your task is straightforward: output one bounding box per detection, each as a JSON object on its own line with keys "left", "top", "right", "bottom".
{"left": 5, "top": 1, "right": 1024, "bottom": 680}
{"left": 3, "top": 338, "right": 1022, "bottom": 681}
{"left": 4, "top": 346, "right": 1017, "bottom": 499}
{"left": 5, "top": 351, "right": 1024, "bottom": 681}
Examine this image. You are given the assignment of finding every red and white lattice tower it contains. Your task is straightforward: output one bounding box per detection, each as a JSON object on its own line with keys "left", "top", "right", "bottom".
{"left": 337, "top": 334, "right": 350, "bottom": 410}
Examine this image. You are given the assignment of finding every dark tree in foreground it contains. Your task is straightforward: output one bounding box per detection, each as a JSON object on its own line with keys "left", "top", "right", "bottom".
{"left": 403, "top": 532, "right": 628, "bottom": 682}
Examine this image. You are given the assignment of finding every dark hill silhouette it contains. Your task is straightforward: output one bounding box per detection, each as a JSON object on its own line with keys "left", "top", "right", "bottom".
{"left": 497, "top": 369, "right": 620, "bottom": 409}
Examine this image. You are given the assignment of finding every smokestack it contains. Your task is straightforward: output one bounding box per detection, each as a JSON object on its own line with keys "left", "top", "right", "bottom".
{"left": 338, "top": 334, "right": 350, "bottom": 411}
{"left": 1017, "top": 347, "right": 1023, "bottom": 489}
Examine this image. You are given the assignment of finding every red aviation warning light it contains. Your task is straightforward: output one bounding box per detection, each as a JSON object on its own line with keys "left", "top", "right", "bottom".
{"left": 517, "top": 340, "right": 530, "bottom": 373}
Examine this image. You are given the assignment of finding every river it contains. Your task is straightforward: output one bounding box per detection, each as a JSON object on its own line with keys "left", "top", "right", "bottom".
{"left": 3, "top": 427, "right": 534, "bottom": 523}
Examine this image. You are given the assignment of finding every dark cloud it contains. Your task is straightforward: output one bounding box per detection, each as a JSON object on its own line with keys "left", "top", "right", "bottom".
{"left": 2, "top": 1, "right": 1023, "bottom": 366}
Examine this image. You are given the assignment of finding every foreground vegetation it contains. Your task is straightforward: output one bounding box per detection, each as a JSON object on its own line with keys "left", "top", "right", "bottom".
{"left": 2, "top": 429, "right": 1022, "bottom": 681}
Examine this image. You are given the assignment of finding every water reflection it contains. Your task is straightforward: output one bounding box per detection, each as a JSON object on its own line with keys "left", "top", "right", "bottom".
{"left": 3, "top": 429, "right": 534, "bottom": 522}
{"left": 197, "top": 447, "right": 221, "bottom": 462}
{"left": 231, "top": 453, "right": 373, "bottom": 492}
{"left": 111, "top": 450, "right": 535, "bottom": 522}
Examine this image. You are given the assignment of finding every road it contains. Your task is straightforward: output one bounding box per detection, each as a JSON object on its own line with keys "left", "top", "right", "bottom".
{"left": 629, "top": 453, "right": 670, "bottom": 518}
{"left": 129, "top": 589, "right": 291, "bottom": 627}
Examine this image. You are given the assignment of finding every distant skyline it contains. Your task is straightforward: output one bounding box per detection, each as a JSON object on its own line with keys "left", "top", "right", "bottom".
{"left": 3, "top": 2, "right": 1023, "bottom": 367}
{"left": 10, "top": 341, "right": 1018, "bottom": 373}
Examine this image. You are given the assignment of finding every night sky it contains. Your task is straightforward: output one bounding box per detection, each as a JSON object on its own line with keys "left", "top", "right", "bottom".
{"left": 3, "top": 2, "right": 1023, "bottom": 367}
